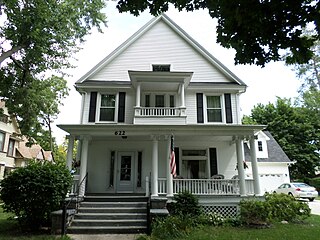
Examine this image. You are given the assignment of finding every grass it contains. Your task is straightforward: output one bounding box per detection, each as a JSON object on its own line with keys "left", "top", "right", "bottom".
{"left": 178, "top": 215, "right": 320, "bottom": 240}
{"left": 0, "top": 205, "right": 70, "bottom": 240}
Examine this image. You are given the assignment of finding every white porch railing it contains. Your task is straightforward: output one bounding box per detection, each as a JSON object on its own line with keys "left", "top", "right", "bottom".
{"left": 136, "top": 107, "right": 182, "bottom": 116}
{"left": 70, "top": 174, "right": 80, "bottom": 194}
{"left": 158, "top": 178, "right": 255, "bottom": 195}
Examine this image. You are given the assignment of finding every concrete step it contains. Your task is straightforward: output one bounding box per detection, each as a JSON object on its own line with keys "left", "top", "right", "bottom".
{"left": 74, "top": 212, "right": 147, "bottom": 220}
{"left": 80, "top": 201, "right": 147, "bottom": 208}
{"left": 71, "top": 219, "right": 147, "bottom": 227}
{"left": 67, "top": 225, "right": 147, "bottom": 234}
{"left": 78, "top": 207, "right": 147, "bottom": 214}
{"left": 84, "top": 195, "right": 148, "bottom": 202}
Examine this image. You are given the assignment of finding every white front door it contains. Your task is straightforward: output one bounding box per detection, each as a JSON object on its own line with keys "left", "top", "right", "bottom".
{"left": 117, "top": 152, "right": 135, "bottom": 193}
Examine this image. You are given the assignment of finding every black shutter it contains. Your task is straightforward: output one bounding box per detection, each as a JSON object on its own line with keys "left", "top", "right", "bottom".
{"left": 88, "top": 92, "right": 97, "bottom": 122}
{"left": 224, "top": 93, "right": 233, "bottom": 123}
{"left": 174, "top": 147, "right": 180, "bottom": 176}
{"left": 118, "top": 92, "right": 126, "bottom": 123}
{"left": 209, "top": 148, "right": 218, "bottom": 176}
{"left": 196, "top": 93, "right": 204, "bottom": 123}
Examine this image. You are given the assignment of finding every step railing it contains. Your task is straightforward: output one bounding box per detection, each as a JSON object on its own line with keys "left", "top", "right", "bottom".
{"left": 61, "top": 172, "right": 88, "bottom": 236}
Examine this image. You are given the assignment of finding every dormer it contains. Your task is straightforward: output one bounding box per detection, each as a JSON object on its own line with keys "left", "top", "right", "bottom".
{"left": 255, "top": 131, "right": 270, "bottom": 158}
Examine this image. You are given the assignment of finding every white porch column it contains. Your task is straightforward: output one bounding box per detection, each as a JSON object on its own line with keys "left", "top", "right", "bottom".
{"left": 66, "top": 135, "right": 75, "bottom": 171}
{"left": 250, "top": 136, "right": 261, "bottom": 195}
{"left": 151, "top": 136, "right": 159, "bottom": 197}
{"left": 236, "top": 138, "right": 246, "bottom": 196}
{"left": 136, "top": 83, "right": 141, "bottom": 107}
{"left": 180, "top": 83, "right": 185, "bottom": 107}
{"left": 166, "top": 136, "right": 174, "bottom": 197}
{"left": 79, "top": 136, "right": 89, "bottom": 196}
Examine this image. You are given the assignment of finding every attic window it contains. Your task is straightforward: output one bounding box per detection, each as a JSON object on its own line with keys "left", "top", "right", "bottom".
{"left": 258, "top": 141, "right": 263, "bottom": 151}
{"left": 152, "top": 64, "right": 170, "bottom": 72}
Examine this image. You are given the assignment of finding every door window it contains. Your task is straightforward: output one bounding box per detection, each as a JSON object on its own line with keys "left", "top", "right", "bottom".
{"left": 120, "top": 156, "right": 131, "bottom": 181}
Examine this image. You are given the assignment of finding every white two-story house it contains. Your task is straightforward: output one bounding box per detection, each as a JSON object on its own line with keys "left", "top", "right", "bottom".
{"left": 58, "top": 14, "right": 268, "bottom": 209}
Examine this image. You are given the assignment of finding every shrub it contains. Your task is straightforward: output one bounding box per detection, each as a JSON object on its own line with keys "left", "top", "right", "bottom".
{"left": 169, "top": 191, "right": 202, "bottom": 217}
{"left": 151, "top": 215, "right": 187, "bottom": 240}
{"left": 265, "top": 193, "right": 310, "bottom": 222}
{"left": 239, "top": 193, "right": 311, "bottom": 226}
{"left": 199, "top": 212, "right": 226, "bottom": 226}
{"left": 0, "top": 160, "right": 72, "bottom": 230}
{"left": 239, "top": 198, "right": 270, "bottom": 226}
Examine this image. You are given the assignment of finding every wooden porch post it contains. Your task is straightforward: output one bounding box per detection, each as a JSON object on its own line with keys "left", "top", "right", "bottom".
{"left": 180, "top": 83, "right": 185, "bottom": 108}
{"left": 79, "top": 136, "right": 89, "bottom": 196}
{"left": 166, "top": 136, "right": 174, "bottom": 197}
{"left": 136, "top": 83, "right": 141, "bottom": 107}
{"left": 151, "top": 136, "right": 159, "bottom": 197}
{"left": 249, "top": 136, "right": 261, "bottom": 195}
{"left": 66, "top": 135, "right": 75, "bottom": 171}
{"left": 236, "top": 138, "right": 246, "bottom": 196}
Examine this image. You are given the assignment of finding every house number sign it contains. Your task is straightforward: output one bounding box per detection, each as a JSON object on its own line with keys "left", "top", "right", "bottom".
{"left": 114, "top": 131, "right": 126, "bottom": 136}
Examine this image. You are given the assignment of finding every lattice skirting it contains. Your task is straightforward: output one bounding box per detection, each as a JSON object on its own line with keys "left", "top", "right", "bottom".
{"left": 201, "top": 205, "right": 238, "bottom": 218}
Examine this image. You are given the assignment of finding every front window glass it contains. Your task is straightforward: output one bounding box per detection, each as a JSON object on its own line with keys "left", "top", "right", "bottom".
{"left": 7, "top": 139, "right": 14, "bottom": 156}
{"left": 100, "top": 94, "right": 115, "bottom": 121}
{"left": 207, "top": 96, "right": 222, "bottom": 122}
{"left": 0, "top": 132, "right": 4, "bottom": 151}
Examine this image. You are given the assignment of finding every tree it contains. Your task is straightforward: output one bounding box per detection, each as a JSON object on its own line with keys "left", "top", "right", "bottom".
{"left": 243, "top": 98, "right": 320, "bottom": 179}
{"left": 0, "top": 0, "right": 106, "bottom": 140}
{"left": 116, "top": 0, "right": 319, "bottom": 66}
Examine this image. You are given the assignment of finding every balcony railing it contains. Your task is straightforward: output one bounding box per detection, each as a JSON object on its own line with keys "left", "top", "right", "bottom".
{"left": 135, "top": 107, "right": 186, "bottom": 117}
{"left": 158, "top": 178, "right": 255, "bottom": 196}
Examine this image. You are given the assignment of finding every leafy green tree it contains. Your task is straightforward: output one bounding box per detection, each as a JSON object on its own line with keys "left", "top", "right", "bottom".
{"left": 117, "top": 0, "right": 319, "bottom": 66}
{"left": 243, "top": 98, "right": 320, "bottom": 179}
{"left": 0, "top": 160, "right": 72, "bottom": 230}
{"left": 0, "top": 0, "right": 106, "bottom": 140}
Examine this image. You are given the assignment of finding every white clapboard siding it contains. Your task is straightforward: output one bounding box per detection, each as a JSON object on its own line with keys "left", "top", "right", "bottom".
{"left": 89, "top": 21, "right": 231, "bottom": 83}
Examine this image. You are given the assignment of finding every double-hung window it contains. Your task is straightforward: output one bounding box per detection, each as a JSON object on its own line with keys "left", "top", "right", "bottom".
{"left": 7, "top": 139, "right": 14, "bottom": 156}
{"left": 206, "top": 96, "right": 222, "bottom": 122}
{"left": 99, "top": 94, "right": 116, "bottom": 121}
{"left": 0, "top": 132, "right": 4, "bottom": 151}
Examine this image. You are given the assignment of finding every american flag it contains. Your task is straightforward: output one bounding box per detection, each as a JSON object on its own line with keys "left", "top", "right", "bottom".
{"left": 170, "top": 135, "right": 176, "bottom": 177}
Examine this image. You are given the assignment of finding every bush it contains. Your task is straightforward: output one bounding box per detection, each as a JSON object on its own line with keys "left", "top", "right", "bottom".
{"left": 240, "top": 193, "right": 311, "bottom": 226}
{"left": 265, "top": 193, "right": 310, "bottom": 222}
{"left": 151, "top": 215, "right": 187, "bottom": 240}
{"left": 0, "top": 160, "right": 72, "bottom": 230}
{"left": 169, "top": 191, "right": 202, "bottom": 217}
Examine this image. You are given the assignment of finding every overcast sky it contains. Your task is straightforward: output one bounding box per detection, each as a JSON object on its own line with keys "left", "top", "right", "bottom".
{"left": 53, "top": 2, "right": 301, "bottom": 144}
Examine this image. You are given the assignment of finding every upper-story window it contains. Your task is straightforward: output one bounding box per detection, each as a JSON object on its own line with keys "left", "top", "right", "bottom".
{"left": 0, "top": 114, "right": 9, "bottom": 124}
{"left": 0, "top": 132, "right": 4, "bottom": 151}
{"left": 7, "top": 139, "right": 14, "bottom": 157}
{"left": 258, "top": 141, "right": 263, "bottom": 151}
{"left": 206, "top": 96, "right": 222, "bottom": 122}
{"left": 152, "top": 64, "right": 170, "bottom": 72}
{"left": 99, "top": 94, "right": 116, "bottom": 121}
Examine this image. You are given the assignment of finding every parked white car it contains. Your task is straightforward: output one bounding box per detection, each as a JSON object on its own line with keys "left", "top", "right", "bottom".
{"left": 274, "top": 182, "right": 318, "bottom": 202}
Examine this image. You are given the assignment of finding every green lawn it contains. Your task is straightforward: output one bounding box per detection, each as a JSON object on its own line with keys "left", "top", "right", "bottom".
{"left": 0, "top": 205, "right": 69, "bottom": 240}
{"left": 180, "top": 215, "right": 320, "bottom": 240}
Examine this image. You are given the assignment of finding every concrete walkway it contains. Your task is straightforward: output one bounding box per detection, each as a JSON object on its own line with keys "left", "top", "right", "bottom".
{"left": 68, "top": 234, "right": 141, "bottom": 240}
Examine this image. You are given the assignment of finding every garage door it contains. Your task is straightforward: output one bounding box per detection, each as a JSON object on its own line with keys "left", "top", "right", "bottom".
{"left": 259, "top": 174, "right": 285, "bottom": 193}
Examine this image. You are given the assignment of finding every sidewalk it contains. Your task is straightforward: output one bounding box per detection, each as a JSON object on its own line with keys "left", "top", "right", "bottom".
{"left": 68, "top": 234, "right": 140, "bottom": 240}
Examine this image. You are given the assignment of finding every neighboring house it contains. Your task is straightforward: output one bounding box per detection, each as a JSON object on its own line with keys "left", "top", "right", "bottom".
{"left": 0, "top": 101, "right": 53, "bottom": 180}
{"left": 244, "top": 131, "right": 292, "bottom": 193}
{"left": 0, "top": 101, "right": 21, "bottom": 180}
{"left": 58, "top": 14, "right": 266, "bottom": 214}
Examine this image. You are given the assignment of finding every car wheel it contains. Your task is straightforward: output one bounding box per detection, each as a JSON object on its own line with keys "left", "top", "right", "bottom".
{"left": 309, "top": 198, "right": 315, "bottom": 202}
{"left": 273, "top": 191, "right": 276, "bottom": 194}
{"left": 288, "top": 192, "right": 293, "bottom": 197}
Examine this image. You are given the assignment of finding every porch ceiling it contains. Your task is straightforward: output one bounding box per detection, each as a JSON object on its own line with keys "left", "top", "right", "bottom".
{"left": 57, "top": 124, "right": 266, "bottom": 139}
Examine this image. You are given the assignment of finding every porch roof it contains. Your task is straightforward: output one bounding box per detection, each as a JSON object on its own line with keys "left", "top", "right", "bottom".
{"left": 58, "top": 124, "right": 266, "bottom": 139}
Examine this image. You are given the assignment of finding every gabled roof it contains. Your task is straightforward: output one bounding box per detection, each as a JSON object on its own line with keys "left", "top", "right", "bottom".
{"left": 245, "top": 131, "right": 292, "bottom": 163}
{"left": 16, "top": 137, "right": 53, "bottom": 161}
{"left": 76, "top": 14, "right": 246, "bottom": 86}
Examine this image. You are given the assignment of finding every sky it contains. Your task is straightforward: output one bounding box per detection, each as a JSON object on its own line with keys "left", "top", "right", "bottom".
{"left": 53, "top": 2, "right": 301, "bottom": 144}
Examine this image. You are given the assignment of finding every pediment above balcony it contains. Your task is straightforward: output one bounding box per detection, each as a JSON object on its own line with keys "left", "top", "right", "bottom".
{"left": 128, "top": 70, "right": 193, "bottom": 91}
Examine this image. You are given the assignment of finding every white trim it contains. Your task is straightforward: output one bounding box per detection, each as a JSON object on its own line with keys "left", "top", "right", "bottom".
{"left": 96, "top": 92, "right": 119, "bottom": 123}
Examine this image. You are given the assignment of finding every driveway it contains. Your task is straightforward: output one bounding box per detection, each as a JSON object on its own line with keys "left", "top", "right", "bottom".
{"left": 68, "top": 234, "right": 139, "bottom": 240}
{"left": 308, "top": 199, "right": 320, "bottom": 215}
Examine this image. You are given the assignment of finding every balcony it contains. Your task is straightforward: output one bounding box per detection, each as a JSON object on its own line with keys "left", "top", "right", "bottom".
{"left": 134, "top": 106, "right": 187, "bottom": 124}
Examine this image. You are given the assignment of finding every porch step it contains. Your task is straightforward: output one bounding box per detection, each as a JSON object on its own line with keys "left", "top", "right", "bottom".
{"left": 67, "top": 194, "right": 148, "bottom": 234}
